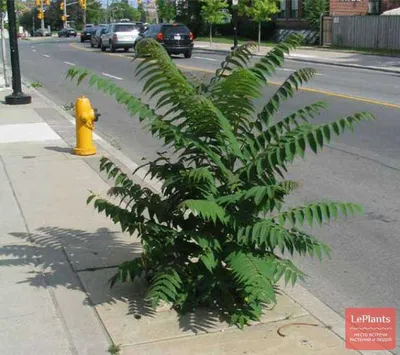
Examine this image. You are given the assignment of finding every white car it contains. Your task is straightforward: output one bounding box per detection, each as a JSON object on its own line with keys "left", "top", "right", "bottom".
{"left": 100, "top": 22, "right": 143, "bottom": 53}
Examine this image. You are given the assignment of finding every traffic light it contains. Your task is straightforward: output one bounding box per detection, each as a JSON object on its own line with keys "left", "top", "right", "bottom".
{"left": 43, "top": 0, "right": 50, "bottom": 5}
{"left": 37, "top": 9, "right": 43, "bottom": 19}
{"left": 61, "top": 15, "right": 66, "bottom": 21}
{"left": 60, "top": 1, "right": 64, "bottom": 10}
{"left": 35, "top": 0, "right": 40, "bottom": 7}
{"left": 79, "top": 0, "right": 86, "bottom": 9}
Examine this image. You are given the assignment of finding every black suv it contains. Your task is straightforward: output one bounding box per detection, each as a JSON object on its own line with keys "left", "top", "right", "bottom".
{"left": 80, "top": 24, "right": 96, "bottom": 42}
{"left": 134, "top": 23, "right": 194, "bottom": 58}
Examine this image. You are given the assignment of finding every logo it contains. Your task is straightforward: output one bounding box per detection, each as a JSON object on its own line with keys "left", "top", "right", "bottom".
{"left": 345, "top": 308, "right": 396, "bottom": 350}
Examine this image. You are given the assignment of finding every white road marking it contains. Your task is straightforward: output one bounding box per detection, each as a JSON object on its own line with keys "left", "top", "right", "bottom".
{"left": 42, "top": 54, "right": 50, "bottom": 58}
{"left": 32, "top": 49, "right": 37, "bottom": 52}
{"left": 64, "top": 61, "right": 75, "bottom": 66}
{"left": 101, "top": 72, "right": 123, "bottom": 80}
{"left": 194, "top": 56, "right": 218, "bottom": 61}
{"left": 0, "top": 123, "right": 61, "bottom": 143}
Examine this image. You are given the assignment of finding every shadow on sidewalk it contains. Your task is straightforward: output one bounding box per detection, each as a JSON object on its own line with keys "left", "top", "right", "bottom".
{"left": 1, "top": 226, "right": 222, "bottom": 333}
{"left": 45, "top": 146, "right": 74, "bottom": 154}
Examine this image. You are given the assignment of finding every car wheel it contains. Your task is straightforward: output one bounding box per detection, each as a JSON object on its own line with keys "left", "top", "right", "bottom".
{"left": 100, "top": 41, "right": 106, "bottom": 52}
{"left": 80, "top": 37, "right": 84, "bottom": 42}
{"left": 124, "top": 47, "right": 129, "bottom": 52}
{"left": 184, "top": 50, "right": 192, "bottom": 59}
{"left": 110, "top": 41, "right": 116, "bottom": 53}
{"left": 90, "top": 41, "right": 94, "bottom": 48}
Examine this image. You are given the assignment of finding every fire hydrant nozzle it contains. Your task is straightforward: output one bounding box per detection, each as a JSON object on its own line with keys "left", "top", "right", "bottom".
{"left": 73, "top": 96, "right": 98, "bottom": 156}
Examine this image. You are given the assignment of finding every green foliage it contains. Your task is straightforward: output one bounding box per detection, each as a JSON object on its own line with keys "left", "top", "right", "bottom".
{"left": 200, "top": 0, "right": 229, "bottom": 44}
{"left": 200, "top": 0, "right": 228, "bottom": 24}
{"left": 157, "top": 0, "right": 176, "bottom": 22}
{"left": 1, "top": 0, "right": 6, "bottom": 13}
{"left": 239, "top": 0, "right": 279, "bottom": 22}
{"left": 107, "top": 344, "right": 120, "bottom": 355}
{"left": 239, "top": 0, "right": 279, "bottom": 49}
{"left": 67, "top": 34, "right": 374, "bottom": 328}
{"left": 109, "top": 2, "right": 141, "bottom": 22}
{"left": 303, "top": 0, "right": 329, "bottom": 31}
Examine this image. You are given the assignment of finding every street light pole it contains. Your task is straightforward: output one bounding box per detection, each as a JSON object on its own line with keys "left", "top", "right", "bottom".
{"left": 232, "top": 0, "right": 238, "bottom": 50}
{"left": 5, "top": 0, "right": 31, "bottom": 105}
{"left": 40, "top": 0, "right": 45, "bottom": 34}
{"left": 63, "top": 0, "right": 67, "bottom": 28}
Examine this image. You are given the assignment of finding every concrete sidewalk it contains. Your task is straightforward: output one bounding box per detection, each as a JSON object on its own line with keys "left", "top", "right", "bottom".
{"left": 0, "top": 82, "right": 392, "bottom": 354}
{"left": 194, "top": 41, "right": 400, "bottom": 74}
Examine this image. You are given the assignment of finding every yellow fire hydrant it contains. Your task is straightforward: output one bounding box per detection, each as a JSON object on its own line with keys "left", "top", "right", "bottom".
{"left": 73, "top": 96, "right": 100, "bottom": 156}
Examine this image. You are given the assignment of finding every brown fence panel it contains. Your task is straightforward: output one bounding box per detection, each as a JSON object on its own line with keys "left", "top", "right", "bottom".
{"left": 322, "top": 16, "right": 333, "bottom": 46}
{"left": 331, "top": 15, "right": 400, "bottom": 50}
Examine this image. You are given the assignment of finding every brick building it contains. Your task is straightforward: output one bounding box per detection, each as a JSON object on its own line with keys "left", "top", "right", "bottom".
{"left": 330, "top": 0, "right": 400, "bottom": 16}
{"left": 275, "top": 0, "right": 308, "bottom": 28}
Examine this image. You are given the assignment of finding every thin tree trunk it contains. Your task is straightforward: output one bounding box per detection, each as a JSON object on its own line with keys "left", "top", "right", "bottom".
{"left": 0, "top": 12, "right": 8, "bottom": 87}
{"left": 258, "top": 21, "right": 261, "bottom": 52}
{"left": 209, "top": 23, "right": 212, "bottom": 47}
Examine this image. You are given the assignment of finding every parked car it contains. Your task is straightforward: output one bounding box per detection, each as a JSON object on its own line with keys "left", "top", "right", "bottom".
{"left": 34, "top": 28, "right": 51, "bottom": 37}
{"left": 100, "top": 22, "right": 143, "bottom": 53}
{"left": 90, "top": 24, "right": 107, "bottom": 48}
{"left": 80, "top": 24, "right": 96, "bottom": 42}
{"left": 134, "top": 23, "right": 194, "bottom": 58}
{"left": 58, "top": 27, "right": 77, "bottom": 38}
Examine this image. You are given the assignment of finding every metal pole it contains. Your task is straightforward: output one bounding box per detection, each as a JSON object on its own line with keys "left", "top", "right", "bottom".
{"left": 5, "top": 0, "right": 31, "bottom": 104}
{"left": 1, "top": 12, "right": 9, "bottom": 87}
{"left": 40, "top": 0, "right": 45, "bottom": 34}
{"left": 319, "top": 13, "right": 324, "bottom": 46}
{"left": 83, "top": 9, "right": 86, "bottom": 26}
{"left": 232, "top": 1, "right": 238, "bottom": 50}
{"left": 63, "top": 0, "right": 67, "bottom": 28}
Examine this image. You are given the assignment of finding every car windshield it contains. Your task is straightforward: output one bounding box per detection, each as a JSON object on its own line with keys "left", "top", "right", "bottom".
{"left": 114, "top": 24, "right": 141, "bottom": 32}
{"left": 163, "top": 25, "right": 190, "bottom": 35}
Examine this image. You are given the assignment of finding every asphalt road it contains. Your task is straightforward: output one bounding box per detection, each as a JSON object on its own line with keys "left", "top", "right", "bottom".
{"left": 8, "top": 38, "right": 400, "bottom": 352}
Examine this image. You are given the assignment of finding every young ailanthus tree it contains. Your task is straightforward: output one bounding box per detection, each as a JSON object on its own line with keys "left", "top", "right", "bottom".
{"left": 67, "top": 35, "right": 374, "bottom": 328}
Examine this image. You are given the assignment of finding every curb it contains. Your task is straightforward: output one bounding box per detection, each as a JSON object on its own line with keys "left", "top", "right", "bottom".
{"left": 194, "top": 46, "right": 400, "bottom": 75}
{"left": 20, "top": 74, "right": 395, "bottom": 355}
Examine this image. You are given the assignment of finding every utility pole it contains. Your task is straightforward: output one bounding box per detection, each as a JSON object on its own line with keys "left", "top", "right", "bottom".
{"left": 0, "top": 9, "right": 9, "bottom": 87}
{"left": 40, "top": 0, "right": 45, "bottom": 34}
{"left": 83, "top": 9, "right": 86, "bottom": 26}
{"left": 63, "top": 0, "right": 67, "bottom": 28}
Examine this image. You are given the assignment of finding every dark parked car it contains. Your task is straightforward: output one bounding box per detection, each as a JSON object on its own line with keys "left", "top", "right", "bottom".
{"left": 90, "top": 24, "right": 107, "bottom": 48}
{"left": 80, "top": 24, "right": 96, "bottom": 42}
{"left": 134, "top": 23, "right": 194, "bottom": 58}
{"left": 58, "top": 27, "right": 77, "bottom": 38}
{"left": 34, "top": 28, "right": 51, "bottom": 37}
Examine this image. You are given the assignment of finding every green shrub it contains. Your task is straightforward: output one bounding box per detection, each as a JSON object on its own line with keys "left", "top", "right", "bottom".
{"left": 67, "top": 35, "right": 373, "bottom": 328}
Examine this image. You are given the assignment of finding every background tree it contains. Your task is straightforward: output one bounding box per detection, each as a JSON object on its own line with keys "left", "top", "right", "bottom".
{"left": 201, "top": 0, "right": 228, "bottom": 46}
{"left": 86, "top": 1, "right": 104, "bottom": 25}
{"left": 176, "top": 0, "right": 204, "bottom": 36}
{"left": 303, "top": 0, "right": 329, "bottom": 32}
{"left": 239, "top": 0, "right": 279, "bottom": 51}
{"left": 157, "top": 0, "right": 176, "bottom": 22}
{"left": 109, "top": 2, "right": 141, "bottom": 22}
{"left": 138, "top": 0, "right": 147, "bottom": 22}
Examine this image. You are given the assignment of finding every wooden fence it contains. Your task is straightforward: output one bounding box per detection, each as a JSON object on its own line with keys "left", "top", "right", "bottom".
{"left": 323, "top": 15, "right": 400, "bottom": 50}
